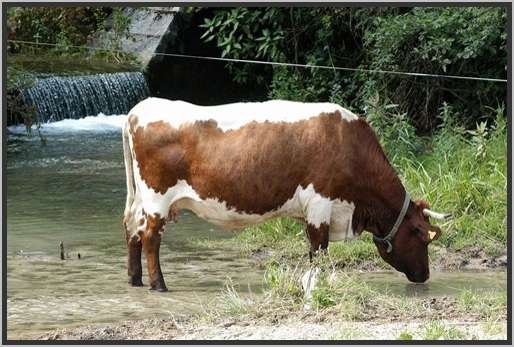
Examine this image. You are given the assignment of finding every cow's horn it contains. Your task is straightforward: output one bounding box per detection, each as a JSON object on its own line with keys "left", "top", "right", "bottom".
{"left": 423, "top": 208, "right": 452, "bottom": 220}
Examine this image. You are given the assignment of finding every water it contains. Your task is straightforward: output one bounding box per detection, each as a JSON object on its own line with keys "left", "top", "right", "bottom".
{"left": 6, "top": 116, "right": 506, "bottom": 340}
{"left": 21, "top": 72, "right": 149, "bottom": 123}
{"left": 6, "top": 122, "right": 262, "bottom": 339}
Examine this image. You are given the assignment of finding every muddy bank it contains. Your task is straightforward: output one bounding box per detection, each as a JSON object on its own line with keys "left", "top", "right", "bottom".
{"left": 39, "top": 316, "right": 506, "bottom": 341}
{"left": 248, "top": 245, "right": 507, "bottom": 272}
{"left": 432, "top": 246, "right": 508, "bottom": 270}
{"left": 35, "top": 292, "right": 507, "bottom": 341}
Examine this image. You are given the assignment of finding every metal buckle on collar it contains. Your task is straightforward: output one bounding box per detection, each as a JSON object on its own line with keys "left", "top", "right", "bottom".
{"left": 373, "top": 192, "right": 411, "bottom": 253}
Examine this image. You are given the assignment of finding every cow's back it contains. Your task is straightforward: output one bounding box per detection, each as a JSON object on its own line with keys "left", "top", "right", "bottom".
{"left": 128, "top": 97, "right": 357, "bottom": 131}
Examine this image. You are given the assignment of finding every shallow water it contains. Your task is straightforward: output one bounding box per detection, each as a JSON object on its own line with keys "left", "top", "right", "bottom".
{"left": 6, "top": 118, "right": 506, "bottom": 340}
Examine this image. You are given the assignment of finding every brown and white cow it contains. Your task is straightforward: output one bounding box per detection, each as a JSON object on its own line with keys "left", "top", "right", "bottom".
{"left": 122, "top": 97, "right": 450, "bottom": 292}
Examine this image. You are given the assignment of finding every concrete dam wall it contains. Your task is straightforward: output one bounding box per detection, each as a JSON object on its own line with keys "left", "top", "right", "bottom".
{"left": 104, "top": 7, "right": 268, "bottom": 105}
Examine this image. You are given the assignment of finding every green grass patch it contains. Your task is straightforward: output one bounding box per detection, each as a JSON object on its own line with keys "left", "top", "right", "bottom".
{"left": 457, "top": 289, "right": 506, "bottom": 319}
{"left": 202, "top": 263, "right": 506, "bottom": 330}
{"left": 400, "top": 115, "right": 507, "bottom": 256}
{"left": 423, "top": 320, "right": 466, "bottom": 340}
{"left": 264, "top": 262, "right": 304, "bottom": 302}
{"left": 7, "top": 52, "right": 141, "bottom": 76}
{"left": 397, "top": 331, "right": 414, "bottom": 340}
{"left": 482, "top": 319, "right": 507, "bottom": 336}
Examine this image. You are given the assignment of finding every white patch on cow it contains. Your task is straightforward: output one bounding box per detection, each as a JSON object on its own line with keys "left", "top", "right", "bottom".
{"left": 129, "top": 97, "right": 358, "bottom": 131}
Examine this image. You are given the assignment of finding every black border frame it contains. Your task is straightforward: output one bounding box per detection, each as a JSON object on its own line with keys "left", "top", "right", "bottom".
{"left": 2, "top": 1, "right": 512, "bottom": 345}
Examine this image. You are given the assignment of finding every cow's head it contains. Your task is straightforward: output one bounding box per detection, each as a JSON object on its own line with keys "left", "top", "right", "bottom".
{"left": 374, "top": 200, "right": 451, "bottom": 283}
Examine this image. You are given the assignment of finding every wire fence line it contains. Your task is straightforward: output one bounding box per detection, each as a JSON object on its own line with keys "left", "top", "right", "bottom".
{"left": 7, "top": 39, "right": 508, "bottom": 83}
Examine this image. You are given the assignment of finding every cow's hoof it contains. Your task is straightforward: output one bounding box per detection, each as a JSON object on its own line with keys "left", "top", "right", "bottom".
{"left": 150, "top": 284, "right": 168, "bottom": 292}
{"left": 128, "top": 276, "right": 144, "bottom": 287}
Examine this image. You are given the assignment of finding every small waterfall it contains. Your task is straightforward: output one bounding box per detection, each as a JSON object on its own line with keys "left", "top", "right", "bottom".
{"left": 21, "top": 72, "right": 150, "bottom": 123}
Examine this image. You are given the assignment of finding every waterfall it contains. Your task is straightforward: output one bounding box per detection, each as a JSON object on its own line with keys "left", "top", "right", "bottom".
{"left": 21, "top": 72, "right": 150, "bottom": 123}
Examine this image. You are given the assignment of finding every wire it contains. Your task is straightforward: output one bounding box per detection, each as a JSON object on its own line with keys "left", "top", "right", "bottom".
{"left": 7, "top": 39, "right": 508, "bottom": 83}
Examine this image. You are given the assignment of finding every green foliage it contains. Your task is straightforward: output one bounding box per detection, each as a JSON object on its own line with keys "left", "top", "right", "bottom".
{"left": 198, "top": 7, "right": 506, "bottom": 130}
{"left": 363, "top": 7, "right": 507, "bottom": 129}
{"left": 8, "top": 7, "right": 111, "bottom": 49}
{"left": 264, "top": 262, "right": 304, "bottom": 301}
{"left": 311, "top": 277, "right": 338, "bottom": 309}
{"left": 400, "top": 105, "right": 506, "bottom": 255}
{"left": 199, "top": 7, "right": 286, "bottom": 84}
{"left": 92, "top": 7, "right": 136, "bottom": 64}
{"left": 7, "top": 7, "right": 137, "bottom": 65}
{"left": 364, "top": 95, "right": 423, "bottom": 164}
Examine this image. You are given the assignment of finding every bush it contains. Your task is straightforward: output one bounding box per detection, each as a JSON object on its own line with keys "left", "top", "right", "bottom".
{"left": 7, "top": 7, "right": 111, "bottom": 49}
{"left": 198, "top": 7, "right": 507, "bottom": 131}
{"left": 362, "top": 7, "right": 507, "bottom": 130}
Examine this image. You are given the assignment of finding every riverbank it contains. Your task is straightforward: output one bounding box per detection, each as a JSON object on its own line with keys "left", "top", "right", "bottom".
{"left": 36, "top": 269, "right": 507, "bottom": 341}
{"left": 39, "top": 318, "right": 507, "bottom": 341}
{"left": 191, "top": 220, "right": 508, "bottom": 273}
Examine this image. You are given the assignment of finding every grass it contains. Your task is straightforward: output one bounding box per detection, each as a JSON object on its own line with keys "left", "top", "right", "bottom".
{"left": 397, "top": 331, "right": 414, "bottom": 340}
{"left": 482, "top": 319, "right": 507, "bottom": 337}
{"left": 7, "top": 51, "right": 141, "bottom": 77}
{"left": 400, "top": 110, "right": 507, "bottom": 256}
{"left": 330, "top": 326, "right": 366, "bottom": 340}
{"left": 203, "top": 265, "right": 506, "bottom": 325}
{"left": 423, "top": 321, "right": 466, "bottom": 340}
{"left": 457, "top": 289, "right": 507, "bottom": 319}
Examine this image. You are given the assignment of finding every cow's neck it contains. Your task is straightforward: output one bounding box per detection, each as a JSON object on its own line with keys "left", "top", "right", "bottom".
{"left": 347, "top": 131, "right": 408, "bottom": 238}
{"left": 352, "top": 174, "right": 407, "bottom": 239}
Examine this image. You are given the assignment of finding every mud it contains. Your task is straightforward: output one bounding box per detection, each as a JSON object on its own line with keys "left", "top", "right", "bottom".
{"left": 38, "top": 316, "right": 506, "bottom": 341}
{"left": 432, "top": 246, "right": 507, "bottom": 271}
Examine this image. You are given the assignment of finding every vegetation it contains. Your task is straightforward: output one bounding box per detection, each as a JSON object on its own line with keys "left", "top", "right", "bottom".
{"left": 423, "top": 321, "right": 466, "bottom": 340}
{"left": 7, "top": 7, "right": 136, "bottom": 63}
{"left": 197, "top": 7, "right": 507, "bottom": 131}
{"left": 198, "top": 269, "right": 506, "bottom": 340}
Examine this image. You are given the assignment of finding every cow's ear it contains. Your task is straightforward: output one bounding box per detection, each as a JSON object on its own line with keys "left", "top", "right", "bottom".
{"left": 416, "top": 223, "right": 442, "bottom": 243}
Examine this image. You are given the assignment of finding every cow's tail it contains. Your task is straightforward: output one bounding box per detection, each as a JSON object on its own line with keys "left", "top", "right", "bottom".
{"left": 123, "top": 119, "right": 136, "bottom": 217}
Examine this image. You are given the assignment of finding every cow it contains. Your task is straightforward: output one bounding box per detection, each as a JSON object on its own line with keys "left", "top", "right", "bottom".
{"left": 122, "top": 97, "right": 450, "bottom": 292}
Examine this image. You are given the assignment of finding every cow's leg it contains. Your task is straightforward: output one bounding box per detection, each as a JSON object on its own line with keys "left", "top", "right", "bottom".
{"left": 126, "top": 234, "right": 143, "bottom": 286}
{"left": 305, "top": 222, "right": 330, "bottom": 261}
{"left": 141, "top": 213, "right": 168, "bottom": 292}
{"left": 302, "top": 222, "right": 330, "bottom": 299}
{"left": 123, "top": 204, "right": 144, "bottom": 286}
{"left": 302, "top": 198, "right": 332, "bottom": 304}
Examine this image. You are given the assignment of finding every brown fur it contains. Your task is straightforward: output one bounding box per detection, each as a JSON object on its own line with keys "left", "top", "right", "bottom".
{"left": 131, "top": 112, "right": 405, "bottom": 216}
